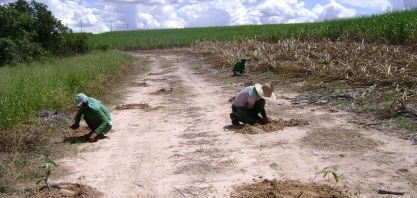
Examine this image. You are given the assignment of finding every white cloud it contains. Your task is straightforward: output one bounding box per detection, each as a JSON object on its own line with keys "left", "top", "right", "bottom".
{"left": 312, "top": 0, "right": 356, "bottom": 21}
{"left": 336, "top": 0, "right": 390, "bottom": 9}
{"left": 385, "top": 0, "right": 417, "bottom": 11}
{"left": 178, "top": 3, "right": 231, "bottom": 27}
{"left": 253, "top": 0, "right": 315, "bottom": 24}
{"left": 1, "top": 0, "right": 416, "bottom": 33}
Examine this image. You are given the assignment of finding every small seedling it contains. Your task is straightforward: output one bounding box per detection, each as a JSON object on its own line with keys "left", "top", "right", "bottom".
{"left": 222, "top": 158, "right": 237, "bottom": 164}
{"left": 36, "top": 155, "right": 56, "bottom": 191}
{"left": 297, "top": 166, "right": 341, "bottom": 197}
{"left": 141, "top": 103, "right": 149, "bottom": 109}
{"left": 196, "top": 147, "right": 204, "bottom": 153}
{"left": 0, "top": 185, "right": 7, "bottom": 193}
{"left": 322, "top": 166, "right": 339, "bottom": 188}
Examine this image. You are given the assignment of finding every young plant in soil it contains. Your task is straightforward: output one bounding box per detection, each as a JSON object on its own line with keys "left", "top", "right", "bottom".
{"left": 36, "top": 155, "right": 56, "bottom": 191}
{"left": 296, "top": 166, "right": 340, "bottom": 198}
{"left": 322, "top": 166, "right": 339, "bottom": 188}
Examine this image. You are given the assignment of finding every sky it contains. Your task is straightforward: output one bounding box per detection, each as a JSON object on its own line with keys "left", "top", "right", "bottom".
{"left": 1, "top": 0, "right": 416, "bottom": 34}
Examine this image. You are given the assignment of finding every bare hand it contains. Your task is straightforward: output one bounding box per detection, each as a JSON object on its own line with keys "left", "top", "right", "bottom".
{"left": 260, "top": 117, "right": 269, "bottom": 125}
{"left": 90, "top": 132, "right": 98, "bottom": 142}
{"left": 70, "top": 123, "right": 79, "bottom": 130}
{"left": 89, "top": 132, "right": 98, "bottom": 142}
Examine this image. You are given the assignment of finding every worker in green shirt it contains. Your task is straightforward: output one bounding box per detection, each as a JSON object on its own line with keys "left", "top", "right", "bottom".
{"left": 70, "top": 93, "right": 112, "bottom": 142}
{"left": 232, "top": 57, "right": 246, "bottom": 76}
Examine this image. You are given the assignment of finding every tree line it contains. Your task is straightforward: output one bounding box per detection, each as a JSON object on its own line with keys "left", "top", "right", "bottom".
{"left": 0, "top": 0, "right": 90, "bottom": 66}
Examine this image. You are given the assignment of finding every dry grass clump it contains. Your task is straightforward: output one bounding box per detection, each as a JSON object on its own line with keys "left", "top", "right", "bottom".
{"left": 186, "top": 39, "right": 417, "bottom": 119}
{"left": 0, "top": 125, "right": 46, "bottom": 153}
{"left": 0, "top": 114, "right": 75, "bottom": 195}
{"left": 188, "top": 39, "right": 416, "bottom": 86}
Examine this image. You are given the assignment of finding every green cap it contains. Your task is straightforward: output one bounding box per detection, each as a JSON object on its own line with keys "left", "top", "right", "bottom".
{"left": 75, "top": 93, "right": 88, "bottom": 107}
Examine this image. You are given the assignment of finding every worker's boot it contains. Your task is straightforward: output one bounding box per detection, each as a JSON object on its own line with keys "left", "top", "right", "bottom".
{"left": 230, "top": 113, "right": 240, "bottom": 125}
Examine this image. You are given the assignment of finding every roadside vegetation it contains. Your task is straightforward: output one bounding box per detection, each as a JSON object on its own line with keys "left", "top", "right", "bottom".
{"left": 0, "top": 50, "right": 134, "bottom": 195}
{"left": 0, "top": 2, "right": 416, "bottom": 196}
{"left": 0, "top": 0, "right": 89, "bottom": 66}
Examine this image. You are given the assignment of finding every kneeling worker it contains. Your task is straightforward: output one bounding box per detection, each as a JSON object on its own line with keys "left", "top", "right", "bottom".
{"left": 232, "top": 57, "right": 246, "bottom": 76}
{"left": 230, "top": 83, "right": 276, "bottom": 125}
{"left": 70, "top": 93, "right": 112, "bottom": 142}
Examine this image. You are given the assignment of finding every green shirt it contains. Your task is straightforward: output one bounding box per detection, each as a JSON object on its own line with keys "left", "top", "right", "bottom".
{"left": 74, "top": 97, "right": 111, "bottom": 133}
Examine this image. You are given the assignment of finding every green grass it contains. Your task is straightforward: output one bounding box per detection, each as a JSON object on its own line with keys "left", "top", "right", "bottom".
{"left": 0, "top": 50, "right": 135, "bottom": 195}
{"left": 87, "top": 9, "right": 417, "bottom": 50}
{"left": 0, "top": 50, "right": 134, "bottom": 129}
{"left": 395, "top": 116, "right": 414, "bottom": 130}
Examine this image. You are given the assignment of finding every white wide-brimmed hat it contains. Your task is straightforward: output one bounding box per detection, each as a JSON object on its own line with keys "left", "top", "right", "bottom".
{"left": 254, "top": 83, "right": 276, "bottom": 100}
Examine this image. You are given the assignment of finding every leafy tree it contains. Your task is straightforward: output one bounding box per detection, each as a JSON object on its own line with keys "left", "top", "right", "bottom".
{"left": 0, "top": 0, "right": 90, "bottom": 66}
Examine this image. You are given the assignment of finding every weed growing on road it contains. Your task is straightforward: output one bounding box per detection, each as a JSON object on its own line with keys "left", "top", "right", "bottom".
{"left": 260, "top": 142, "right": 267, "bottom": 149}
{"left": 0, "top": 185, "right": 7, "bottom": 193}
{"left": 196, "top": 147, "right": 204, "bottom": 153}
{"left": 222, "top": 158, "right": 238, "bottom": 164}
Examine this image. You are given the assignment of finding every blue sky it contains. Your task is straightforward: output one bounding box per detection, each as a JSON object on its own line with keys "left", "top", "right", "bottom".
{"left": 1, "top": 0, "right": 416, "bottom": 34}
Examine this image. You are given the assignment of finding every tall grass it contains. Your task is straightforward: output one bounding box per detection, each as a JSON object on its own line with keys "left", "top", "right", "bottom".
{"left": 0, "top": 50, "right": 134, "bottom": 129}
{"left": 0, "top": 50, "right": 136, "bottom": 195}
{"left": 87, "top": 9, "right": 417, "bottom": 50}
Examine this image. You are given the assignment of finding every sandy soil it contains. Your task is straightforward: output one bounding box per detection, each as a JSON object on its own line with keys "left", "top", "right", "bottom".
{"left": 39, "top": 51, "right": 417, "bottom": 197}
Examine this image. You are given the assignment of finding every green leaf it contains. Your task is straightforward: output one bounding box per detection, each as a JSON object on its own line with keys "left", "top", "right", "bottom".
{"left": 331, "top": 172, "right": 339, "bottom": 182}
{"left": 323, "top": 172, "right": 328, "bottom": 178}
{"left": 46, "top": 160, "right": 56, "bottom": 166}
{"left": 36, "top": 179, "right": 44, "bottom": 185}
{"left": 41, "top": 163, "right": 47, "bottom": 169}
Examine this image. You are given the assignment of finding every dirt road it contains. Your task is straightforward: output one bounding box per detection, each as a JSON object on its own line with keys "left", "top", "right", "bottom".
{"left": 54, "top": 51, "right": 417, "bottom": 197}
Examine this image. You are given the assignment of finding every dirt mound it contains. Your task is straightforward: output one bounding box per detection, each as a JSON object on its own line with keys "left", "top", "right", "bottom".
{"left": 301, "top": 127, "right": 383, "bottom": 151}
{"left": 62, "top": 126, "right": 109, "bottom": 144}
{"left": 231, "top": 118, "right": 308, "bottom": 134}
{"left": 231, "top": 179, "right": 350, "bottom": 198}
{"left": 28, "top": 182, "right": 103, "bottom": 198}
